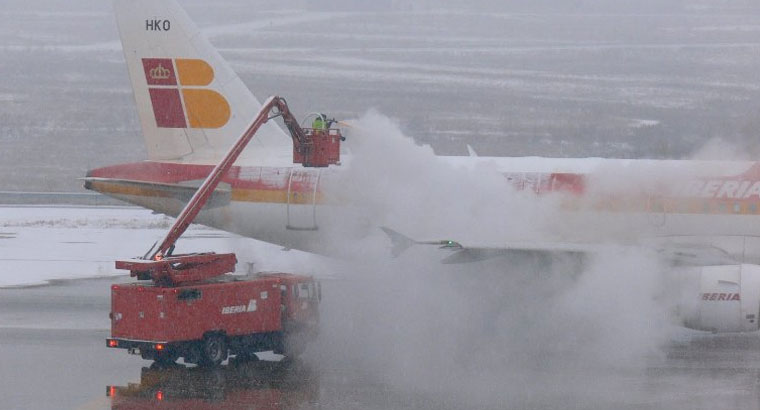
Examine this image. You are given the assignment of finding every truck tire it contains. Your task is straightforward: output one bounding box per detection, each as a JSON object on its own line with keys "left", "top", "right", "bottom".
{"left": 199, "top": 334, "right": 227, "bottom": 367}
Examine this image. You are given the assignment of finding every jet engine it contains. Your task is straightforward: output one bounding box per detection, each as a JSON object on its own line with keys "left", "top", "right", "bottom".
{"left": 675, "top": 264, "right": 760, "bottom": 333}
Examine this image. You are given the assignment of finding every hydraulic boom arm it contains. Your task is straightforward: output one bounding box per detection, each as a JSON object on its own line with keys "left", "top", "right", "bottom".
{"left": 116, "top": 96, "right": 339, "bottom": 285}
{"left": 150, "top": 96, "right": 297, "bottom": 261}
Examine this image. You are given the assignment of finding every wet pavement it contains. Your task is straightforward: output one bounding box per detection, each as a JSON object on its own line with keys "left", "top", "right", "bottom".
{"left": 2, "top": 275, "right": 760, "bottom": 410}
{"left": 0, "top": 277, "right": 459, "bottom": 410}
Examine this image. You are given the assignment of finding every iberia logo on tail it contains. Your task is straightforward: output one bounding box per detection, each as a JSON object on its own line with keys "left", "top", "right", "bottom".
{"left": 141, "top": 58, "right": 230, "bottom": 129}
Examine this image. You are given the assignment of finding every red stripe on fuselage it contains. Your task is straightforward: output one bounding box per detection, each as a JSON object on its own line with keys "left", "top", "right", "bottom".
{"left": 87, "top": 162, "right": 589, "bottom": 201}
{"left": 84, "top": 160, "right": 760, "bottom": 222}
{"left": 87, "top": 162, "right": 317, "bottom": 193}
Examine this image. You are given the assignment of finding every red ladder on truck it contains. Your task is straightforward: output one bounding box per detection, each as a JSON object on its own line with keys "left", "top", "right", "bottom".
{"left": 116, "top": 96, "right": 342, "bottom": 286}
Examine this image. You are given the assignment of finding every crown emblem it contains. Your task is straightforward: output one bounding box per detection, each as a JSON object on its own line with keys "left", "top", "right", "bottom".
{"left": 149, "top": 64, "right": 171, "bottom": 80}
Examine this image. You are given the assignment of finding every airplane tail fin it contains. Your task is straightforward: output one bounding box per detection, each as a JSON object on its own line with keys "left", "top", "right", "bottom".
{"left": 113, "top": 0, "right": 290, "bottom": 164}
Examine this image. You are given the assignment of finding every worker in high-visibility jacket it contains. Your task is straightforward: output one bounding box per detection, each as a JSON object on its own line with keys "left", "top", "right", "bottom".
{"left": 312, "top": 114, "right": 327, "bottom": 131}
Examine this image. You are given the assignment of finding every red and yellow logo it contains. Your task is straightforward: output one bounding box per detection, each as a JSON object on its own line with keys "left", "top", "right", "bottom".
{"left": 142, "top": 58, "right": 230, "bottom": 129}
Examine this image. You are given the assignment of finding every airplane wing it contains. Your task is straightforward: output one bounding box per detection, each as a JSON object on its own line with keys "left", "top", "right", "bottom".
{"left": 381, "top": 227, "right": 738, "bottom": 266}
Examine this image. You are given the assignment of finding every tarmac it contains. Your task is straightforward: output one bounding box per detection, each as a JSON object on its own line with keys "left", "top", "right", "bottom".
{"left": 4, "top": 272, "right": 760, "bottom": 409}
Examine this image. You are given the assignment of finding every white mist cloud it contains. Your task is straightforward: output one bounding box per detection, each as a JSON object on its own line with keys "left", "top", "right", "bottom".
{"left": 305, "top": 111, "right": 678, "bottom": 406}
{"left": 322, "top": 110, "right": 554, "bottom": 251}
{"left": 690, "top": 137, "right": 753, "bottom": 161}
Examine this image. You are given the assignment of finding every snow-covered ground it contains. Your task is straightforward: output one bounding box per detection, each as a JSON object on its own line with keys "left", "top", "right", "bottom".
{"left": 0, "top": 205, "right": 326, "bottom": 287}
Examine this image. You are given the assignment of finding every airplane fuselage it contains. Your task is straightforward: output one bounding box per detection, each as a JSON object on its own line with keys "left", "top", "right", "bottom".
{"left": 85, "top": 157, "right": 760, "bottom": 263}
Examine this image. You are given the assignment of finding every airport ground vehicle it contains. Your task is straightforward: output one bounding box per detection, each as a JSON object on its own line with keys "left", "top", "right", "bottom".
{"left": 107, "top": 272, "right": 320, "bottom": 366}
{"left": 106, "top": 97, "right": 333, "bottom": 365}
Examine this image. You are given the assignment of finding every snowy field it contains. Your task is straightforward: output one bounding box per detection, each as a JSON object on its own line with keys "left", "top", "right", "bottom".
{"left": 0, "top": 205, "right": 326, "bottom": 287}
{"left": 3, "top": 1, "right": 760, "bottom": 192}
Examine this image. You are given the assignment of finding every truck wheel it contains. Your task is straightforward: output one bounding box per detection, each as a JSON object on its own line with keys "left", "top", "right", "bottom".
{"left": 199, "top": 334, "right": 227, "bottom": 367}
